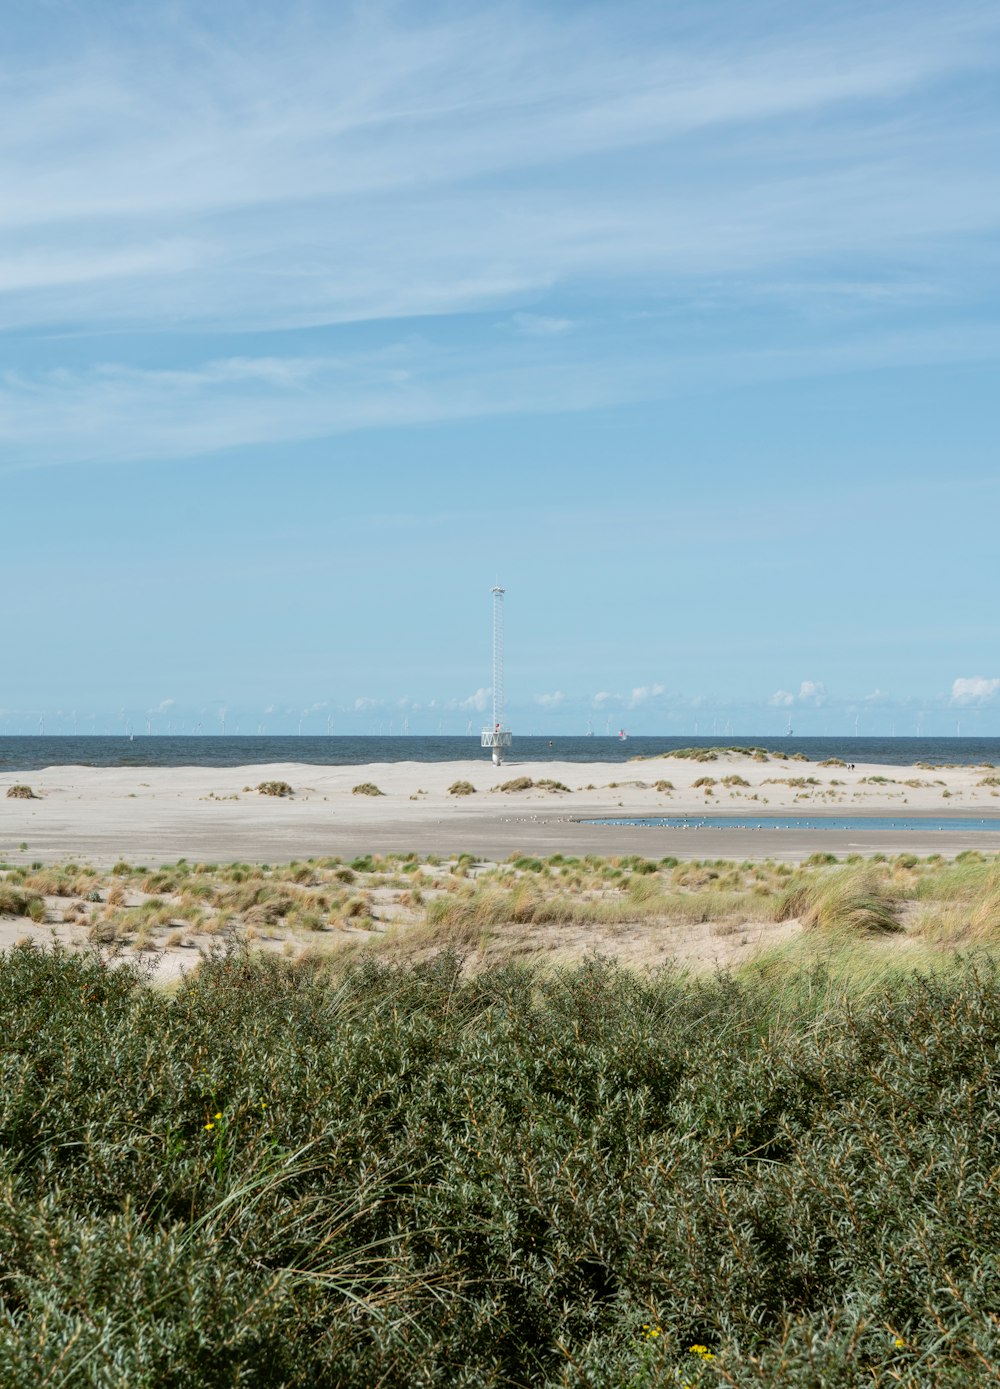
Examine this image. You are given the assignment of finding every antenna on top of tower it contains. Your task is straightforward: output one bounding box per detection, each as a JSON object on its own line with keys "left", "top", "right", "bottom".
{"left": 480, "top": 585, "right": 513, "bottom": 766}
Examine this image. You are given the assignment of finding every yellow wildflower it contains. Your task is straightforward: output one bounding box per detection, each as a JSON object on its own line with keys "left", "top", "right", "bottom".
{"left": 204, "top": 1122, "right": 214, "bottom": 1131}
{"left": 894, "top": 1337, "right": 906, "bottom": 1349}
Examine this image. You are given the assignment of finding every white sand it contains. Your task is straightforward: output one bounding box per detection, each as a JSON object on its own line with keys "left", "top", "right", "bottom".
{"left": 2, "top": 751, "right": 1000, "bottom": 866}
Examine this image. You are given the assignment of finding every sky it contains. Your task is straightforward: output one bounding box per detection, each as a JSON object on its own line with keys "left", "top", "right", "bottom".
{"left": 2, "top": 0, "right": 999, "bottom": 736}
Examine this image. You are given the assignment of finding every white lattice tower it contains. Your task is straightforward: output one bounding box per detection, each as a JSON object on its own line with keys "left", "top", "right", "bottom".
{"left": 492, "top": 586, "right": 504, "bottom": 731}
{"left": 481, "top": 584, "right": 513, "bottom": 764}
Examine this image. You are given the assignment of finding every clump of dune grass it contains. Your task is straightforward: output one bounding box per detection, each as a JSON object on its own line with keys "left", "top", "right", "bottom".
{"left": 351, "top": 783, "right": 384, "bottom": 797}
{"left": 692, "top": 776, "right": 717, "bottom": 788}
{"left": 448, "top": 780, "right": 476, "bottom": 796}
{"left": 819, "top": 757, "right": 847, "bottom": 767}
{"left": 6, "top": 784, "right": 38, "bottom": 799}
{"left": 653, "top": 779, "right": 674, "bottom": 791}
{"left": 257, "top": 781, "right": 293, "bottom": 797}
{"left": 0, "top": 883, "right": 45, "bottom": 920}
{"left": 915, "top": 861, "right": 1000, "bottom": 943}
{"left": 721, "top": 775, "right": 750, "bottom": 787}
{"left": 494, "top": 777, "right": 534, "bottom": 792}
{"left": 534, "top": 778, "right": 570, "bottom": 793}
{"left": 778, "top": 866, "right": 901, "bottom": 935}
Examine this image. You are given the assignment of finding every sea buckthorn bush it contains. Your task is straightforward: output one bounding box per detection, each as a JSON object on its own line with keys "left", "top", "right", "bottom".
{"left": 0, "top": 944, "right": 998, "bottom": 1385}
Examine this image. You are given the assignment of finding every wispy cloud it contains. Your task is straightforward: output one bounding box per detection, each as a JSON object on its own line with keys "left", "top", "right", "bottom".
{"left": 0, "top": 0, "right": 997, "bottom": 471}
{"left": 1, "top": 2, "right": 997, "bottom": 334}
{"left": 9, "top": 317, "right": 1000, "bottom": 472}
{"left": 507, "top": 313, "right": 574, "bottom": 338}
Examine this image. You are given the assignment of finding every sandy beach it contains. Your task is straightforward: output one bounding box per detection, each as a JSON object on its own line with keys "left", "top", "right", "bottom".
{"left": 3, "top": 750, "right": 1000, "bottom": 866}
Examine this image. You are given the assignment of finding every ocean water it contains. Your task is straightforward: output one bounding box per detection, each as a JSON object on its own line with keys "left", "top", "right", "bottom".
{"left": 0, "top": 734, "right": 998, "bottom": 773}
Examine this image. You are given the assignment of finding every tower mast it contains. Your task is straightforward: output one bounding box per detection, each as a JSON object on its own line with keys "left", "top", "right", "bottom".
{"left": 481, "top": 585, "right": 513, "bottom": 766}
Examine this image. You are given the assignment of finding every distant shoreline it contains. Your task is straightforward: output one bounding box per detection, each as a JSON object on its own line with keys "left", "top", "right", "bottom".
{"left": 2, "top": 732, "right": 1000, "bottom": 773}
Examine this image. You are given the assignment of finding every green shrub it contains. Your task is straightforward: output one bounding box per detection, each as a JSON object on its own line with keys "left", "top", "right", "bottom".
{"left": 0, "top": 946, "right": 997, "bottom": 1385}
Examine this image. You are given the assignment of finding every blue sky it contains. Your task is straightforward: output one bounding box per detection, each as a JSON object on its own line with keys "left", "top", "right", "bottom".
{"left": 3, "top": 0, "right": 999, "bottom": 736}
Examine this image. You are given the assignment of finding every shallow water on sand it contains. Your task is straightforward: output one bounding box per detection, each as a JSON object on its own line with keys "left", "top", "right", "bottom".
{"left": 583, "top": 815, "right": 1000, "bottom": 833}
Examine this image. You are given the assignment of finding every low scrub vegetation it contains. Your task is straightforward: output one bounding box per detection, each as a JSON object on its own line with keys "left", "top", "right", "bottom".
{"left": 351, "top": 782, "right": 384, "bottom": 797}
{"left": 5, "top": 784, "right": 38, "bottom": 799}
{"left": 448, "top": 779, "right": 476, "bottom": 796}
{"left": 0, "top": 943, "right": 997, "bottom": 1385}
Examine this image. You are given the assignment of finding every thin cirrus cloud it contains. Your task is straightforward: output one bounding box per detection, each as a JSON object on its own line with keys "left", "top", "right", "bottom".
{"left": 6, "top": 321, "right": 1000, "bottom": 473}
{"left": 0, "top": 0, "right": 997, "bottom": 472}
{"left": 2, "top": 4, "right": 998, "bottom": 324}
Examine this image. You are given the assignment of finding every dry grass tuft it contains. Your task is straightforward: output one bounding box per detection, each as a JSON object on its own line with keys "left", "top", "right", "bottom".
{"left": 448, "top": 780, "right": 476, "bottom": 796}
{"left": 778, "top": 867, "right": 901, "bottom": 935}
{"left": 352, "top": 783, "right": 385, "bottom": 797}
{"left": 6, "top": 784, "right": 38, "bottom": 799}
{"left": 257, "top": 781, "right": 293, "bottom": 797}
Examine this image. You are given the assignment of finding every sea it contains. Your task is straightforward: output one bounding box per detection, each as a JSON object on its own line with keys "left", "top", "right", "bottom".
{"left": 1, "top": 734, "right": 998, "bottom": 773}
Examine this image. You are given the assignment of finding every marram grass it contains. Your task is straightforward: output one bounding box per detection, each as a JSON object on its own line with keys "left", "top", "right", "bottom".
{"left": 0, "top": 942, "right": 998, "bottom": 1386}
